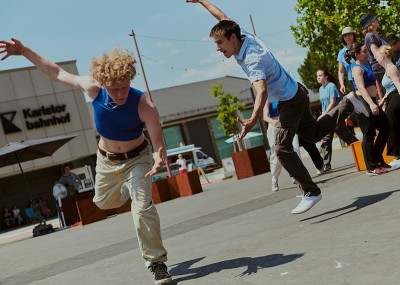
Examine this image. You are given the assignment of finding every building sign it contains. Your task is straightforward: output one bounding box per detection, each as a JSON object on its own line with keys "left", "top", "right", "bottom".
{"left": 23, "top": 104, "right": 71, "bottom": 130}
{"left": 0, "top": 111, "right": 22, "bottom": 134}
{"left": 1, "top": 104, "right": 71, "bottom": 134}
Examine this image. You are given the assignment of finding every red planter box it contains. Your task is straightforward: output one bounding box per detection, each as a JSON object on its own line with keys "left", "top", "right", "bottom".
{"left": 176, "top": 170, "right": 203, "bottom": 197}
{"left": 152, "top": 179, "right": 171, "bottom": 204}
{"left": 75, "top": 198, "right": 107, "bottom": 225}
{"left": 116, "top": 198, "right": 132, "bottom": 214}
{"left": 62, "top": 191, "right": 94, "bottom": 226}
{"left": 231, "top": 146, "right": 270, "bottom": 180}
{"left": 167, "top": 176, "right": 180, "bottom": 199}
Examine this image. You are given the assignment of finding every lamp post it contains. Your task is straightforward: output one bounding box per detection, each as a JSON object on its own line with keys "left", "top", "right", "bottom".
{"left": 129, "top": 29, "right": 172, "bottom": 177}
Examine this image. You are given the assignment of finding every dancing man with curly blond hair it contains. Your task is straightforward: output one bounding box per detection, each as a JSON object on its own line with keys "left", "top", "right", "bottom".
{"left": 0, "top": 38, "right": 172, "bottom": 284}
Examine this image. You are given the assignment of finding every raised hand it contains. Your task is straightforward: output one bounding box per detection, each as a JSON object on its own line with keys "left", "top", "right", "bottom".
{"left": 0, "top": 38, "right": 25, "bottom": 60}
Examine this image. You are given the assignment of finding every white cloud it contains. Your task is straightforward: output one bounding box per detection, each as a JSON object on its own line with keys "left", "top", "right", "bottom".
{"left": 274, "top": 47, "right": 305, "bottom": 68}
{"left": 178, "top": 51, "right": 242, "bottom": 84}
{"left": 156, "top": 41, "right": 172, "bottom": 48}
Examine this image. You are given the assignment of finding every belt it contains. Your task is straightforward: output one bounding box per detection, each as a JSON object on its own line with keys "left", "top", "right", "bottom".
{"left": 98, "top": 139, "right": 148, "bottom": 161}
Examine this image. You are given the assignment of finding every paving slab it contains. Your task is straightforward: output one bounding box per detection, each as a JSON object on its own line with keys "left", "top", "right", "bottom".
{"left": 1, "top": 147, "right": 399, "bottom": 285}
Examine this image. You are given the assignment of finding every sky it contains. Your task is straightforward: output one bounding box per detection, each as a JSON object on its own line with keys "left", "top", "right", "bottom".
{"left": 1, "top": 0, "right": 306, "bottom": 93}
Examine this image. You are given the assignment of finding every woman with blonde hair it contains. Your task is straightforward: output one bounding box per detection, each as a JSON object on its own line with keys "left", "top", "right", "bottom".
{"left": 345, "top": 43, "right": 390, "bottom": 175}
{"left": 377, "top": 45, "right": 400, "bottom": 167}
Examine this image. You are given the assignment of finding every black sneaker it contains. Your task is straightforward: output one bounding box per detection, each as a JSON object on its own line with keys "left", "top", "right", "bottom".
{"left": 149, "top": 262, "right": 172, "bottom": 284}
{"left": 379, "top": 161, "right": 392, "bottom": 170}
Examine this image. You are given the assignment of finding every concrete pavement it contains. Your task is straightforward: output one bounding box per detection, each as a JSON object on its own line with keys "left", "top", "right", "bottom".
{"left": 1, "top": 146, "right": 400, "bottom": 285}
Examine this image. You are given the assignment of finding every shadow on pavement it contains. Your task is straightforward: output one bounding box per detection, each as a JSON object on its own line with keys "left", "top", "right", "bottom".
{"left": 300, "top": 189, "right": 400, "bottom": 224}
{"left": 169, "top": 253, "right": 304, "bottom": 283}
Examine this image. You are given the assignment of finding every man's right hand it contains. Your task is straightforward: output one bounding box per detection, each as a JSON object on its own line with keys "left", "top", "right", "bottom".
{"left": 0, "top": 38, "right": 25, "bottom": 60}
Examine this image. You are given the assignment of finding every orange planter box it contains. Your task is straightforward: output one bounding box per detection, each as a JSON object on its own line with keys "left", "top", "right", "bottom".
{"left": 176, "top": 170, "right": 203, "bottom": 197}
{"left": 152, "top": 179, "right": 172, "bottom": 204}
{"left": 231, "top": 146, "right": 270, "bottom": 180}
{"left": 350, "top": 141, "right": 394, "bottom": 171}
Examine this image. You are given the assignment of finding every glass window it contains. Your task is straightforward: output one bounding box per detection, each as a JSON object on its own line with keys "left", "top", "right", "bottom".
{"left": 162, "top": 125, "right": 184, "bottom": 149}
{"left": 241, "top": 110, "right": 264, "bottom": 148}
{"left": 210, "top": 117, "right": 235, "bottom": 159}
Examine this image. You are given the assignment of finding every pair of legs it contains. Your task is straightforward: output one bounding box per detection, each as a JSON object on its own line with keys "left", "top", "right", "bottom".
{"left": 385, "top": 90, "right": 400, "bottom": 158}
{"left": 353, "top": 96, "right": 390, "bottom": 171}
{"left": 93, "top": 143, "right": 168, "bottom": 268}
{"left": 319, "top": 119, "right": 359, "bottom": 169}
{"left": 275, "top": 85, "right": 355, "bottom": 197}
{"left": 267, "top": 123, "right": 301, "bottom": 191}
{"left": 298, "top": 136, "right": 323, "bottom": 171}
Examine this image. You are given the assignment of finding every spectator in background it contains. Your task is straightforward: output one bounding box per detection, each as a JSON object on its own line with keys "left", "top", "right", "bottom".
{"left": 38, "top": 198, "right": 52, "bottom": 218}
{"left": 3, "top": 207, "right": 14, "bottom": 227}
{"left": 385, "top": 34, "right": 400, "bottom": 70}
{"left": 176, "top": 154, "right": 188, "bottom": 174}
{"left": 376, "top": 45, "right": 400, "bottom": 168}
{"left": 12, "top": 206, "right": 23, "bottom": 226}
{"left": 360, "top": 13, "right": 388, "bottom": 100}
{"left": 264, "top": 101, "right": 324, "bottom": 192}
{"left": 338, "top": 27, "right": 359, "bottom": 94}
{"left": 345, "top": 43, "right": 390, "bottom": 175}
{"left": 59, "top": 163, "right": 82, "bottom": 195}
{"left": 264, "top": 100, "right": 301, "bottom": 192}
{"left": 316, "top": 69, "right": 359, "bottom": 173}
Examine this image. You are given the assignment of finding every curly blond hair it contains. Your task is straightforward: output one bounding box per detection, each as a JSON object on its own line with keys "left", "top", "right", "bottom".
{"left": 378, "top": 45, "right": 394, "bottom": 58}
{"left": 90, "top": 47, "right": 136, "bottom": 86}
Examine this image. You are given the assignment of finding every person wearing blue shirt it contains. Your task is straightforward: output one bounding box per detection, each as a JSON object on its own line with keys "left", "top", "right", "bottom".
{"left": 0, "top": 39, "right": 172, "bottom": 283}
{"left": 317, "top": 69, "right": 358, "bottom": 173}
{"left": 338, "top": 27, "right": 359, "bottom": 94}
{"left": 187, "top": 0, "right": 369, "bottom": 214}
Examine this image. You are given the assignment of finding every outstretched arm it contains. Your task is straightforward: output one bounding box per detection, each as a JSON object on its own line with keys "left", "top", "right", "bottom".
{"left": 138, "top": 94, "right": 167, "bottom": 177}
{"left": 186, "top": 0, "right": 229, "bottom": 21}
{"left": 238, "top": 80, "right": 268, "bottom": 139}
{"left": 0, "top": 38, "right": 100, "bottom": 98}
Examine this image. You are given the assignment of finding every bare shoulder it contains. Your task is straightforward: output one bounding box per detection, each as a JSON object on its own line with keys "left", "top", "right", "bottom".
{"left": 80, "top": 76, "right": 101, "bottom": 99}
{"left": 138, "top": 93, "right": 158, "bottom": 121}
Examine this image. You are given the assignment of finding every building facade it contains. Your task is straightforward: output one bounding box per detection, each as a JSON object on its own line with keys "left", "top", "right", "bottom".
{"left": 0, "top": 62, "right": 97, "bottom": 225}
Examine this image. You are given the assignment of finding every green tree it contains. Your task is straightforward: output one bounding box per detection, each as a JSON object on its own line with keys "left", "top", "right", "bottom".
{"left": 291, "top": 0, "right": 400, "bottom": 89}
{"left": 210, "top": 82, "right": 245, "bottom": 137}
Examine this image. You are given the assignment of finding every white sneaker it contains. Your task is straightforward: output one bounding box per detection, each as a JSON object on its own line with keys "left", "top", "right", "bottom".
{"left": 272, "top": 182, "right": 279, "bottom": 192}
{"left": 346, "top": 92, "right": 369, "bottom": 117}
{"left": 291, "top": 192, "right": 322, "bottom": 214}
{"left": 389, "top": 158, "right": 400, "bottom": 169}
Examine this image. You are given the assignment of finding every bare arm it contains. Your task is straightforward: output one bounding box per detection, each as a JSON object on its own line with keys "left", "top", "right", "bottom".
{"left": 387, "top": 65, "right": 400, "bottom": 95}
{"left": 0, "top": 38, "right": 100, "bottom": 99}
{"left": 238, "top": 80, "right": 268, "bottom": 139}
{"left": 370, "top": 43, "right": 385, "bottom": 100}
{"left": 338, "top": 62, "right": 347, "bottom": 94}
{"left": 263, "top": 101, "right": 280, "bottom": 127}
{"left": 353, "top": 66, "right": 379, "bottom": 115}
{"left": 318, "top": 98, "right": 337, "bottom": 120}
{"left": 138, "top": 94, "right": 167, "bottom": 177}
{"left": 186, "top": 0, "right": 229, "bottom": 21}
{"left": 262, "top": 101, "right": 272, "bottom": 123}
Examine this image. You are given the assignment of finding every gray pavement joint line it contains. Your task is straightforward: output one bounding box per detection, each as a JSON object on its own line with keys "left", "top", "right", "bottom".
{"left": 0, "top": 192, "right": 294, "bottom": 285}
